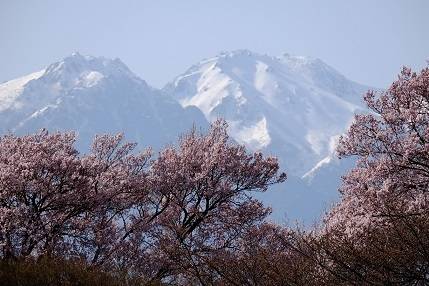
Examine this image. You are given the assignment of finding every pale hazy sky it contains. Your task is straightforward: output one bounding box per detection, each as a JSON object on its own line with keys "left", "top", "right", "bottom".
{"left": 1, "top": 0, "right": 428, "bottom": 88}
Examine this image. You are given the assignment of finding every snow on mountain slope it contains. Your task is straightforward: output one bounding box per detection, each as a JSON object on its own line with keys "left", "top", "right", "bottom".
{"left": 0, "top": 52, "right": 207, "bottom": 150}
{"left": 0, "top": 50, "right": 372, "bottom": 224}
{"left": 164, "top": 50, "right": 372, "bottom": 223}
{"left": 0, "top": 70, "right": 45, "bottom": 111}
{"left": 164, "top": 50, "right": 369, "bottom": 176}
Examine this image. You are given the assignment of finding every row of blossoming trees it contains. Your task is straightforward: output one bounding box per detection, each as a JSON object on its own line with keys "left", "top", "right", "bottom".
{"left": 1, "top": 67, "right": 429, "bottom": 285}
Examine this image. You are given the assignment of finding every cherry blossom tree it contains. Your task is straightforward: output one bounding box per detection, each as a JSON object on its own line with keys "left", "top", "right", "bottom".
{"left": 121, "top": 120, "right": 286, "bottom": 282}
{"left": 0, "top": 130, "right": 151, "bottom": 261}
{"left": 3, "top": 66, "right": 429, "bottom": 285}
{"left": 194, "top": 223, "right": 317, "bottom": 286}
{"left": 0, "top": 120, "right": 286, "bottom": 284}
{"left": 319, "top": 66, "right": 429, "bottom": 284}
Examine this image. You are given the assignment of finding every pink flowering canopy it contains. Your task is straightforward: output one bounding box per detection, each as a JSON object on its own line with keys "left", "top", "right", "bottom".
{"left": 0, "top": 119, "right": 286, "bottom": 282}
{"left": 326, "top": 66, "right": 429, "bottom": 235}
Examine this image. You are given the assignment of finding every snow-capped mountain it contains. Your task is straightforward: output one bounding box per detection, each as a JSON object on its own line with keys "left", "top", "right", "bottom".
{"left": 164, "top": 50, "right": 372, "bottom": 223}
{"left": 0, "top": 52, "right": 207, "bottom": 150}
{"left": 0, "top": 50, "right": 373, "bottom": 224}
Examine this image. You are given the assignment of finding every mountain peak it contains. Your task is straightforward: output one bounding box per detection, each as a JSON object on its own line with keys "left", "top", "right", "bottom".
{"left": 0, "top": 53, "right": 208, "bottom": 151}
{"left": 0, "top": 50, "right": 372, "bottom": 223}
{"left": 42, "top": 53, "right": 136, "bottom": 87}
{"left": 37, "top": 54, "right": 143, "bottom": 93}
{"left": 165, "top": 50, "right": 370, "bottom": 175}
{"left": 197, "top": 50, "right": 333, "bottom": 78}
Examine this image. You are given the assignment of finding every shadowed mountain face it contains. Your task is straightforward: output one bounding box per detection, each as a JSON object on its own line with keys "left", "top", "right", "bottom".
{"left": 164, "top": 50, "right": 373, "bottom": 223}
{"left": 0, "top": 52, "right": 207, "bottom": 151}
{"left": 164, "top": 50, "right": 370, "bottom": 176}
{"left": 0, "top": 51, "right": 373, "bottom": 224}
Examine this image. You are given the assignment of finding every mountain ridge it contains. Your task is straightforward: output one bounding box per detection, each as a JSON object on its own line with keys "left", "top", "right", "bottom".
{"left": 164, "top": 49, "right": 371, "bottom": 177}
{"left": 0, "top": 52, "right": 208, "bottom": 150}
{"left": 0, "top": 50, "right": 373, "bottom": 223}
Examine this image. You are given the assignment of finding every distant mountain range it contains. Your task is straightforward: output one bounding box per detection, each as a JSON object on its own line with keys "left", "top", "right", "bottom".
{"left": 0, "top": 50, "right": 373, "bottom": 224}
{"left": 0, "top": 52, "right": 207, "bottom": 150}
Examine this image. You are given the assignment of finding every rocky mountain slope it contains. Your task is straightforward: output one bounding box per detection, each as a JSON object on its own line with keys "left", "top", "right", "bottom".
{"left": 0, "top": 52, "right": 207, "bottom": 150}
{"left": 164, "top": 50, "right": 372, "bottom": 222}
{"left": 0, "top": 51, "right": 373, "bottom": 223}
